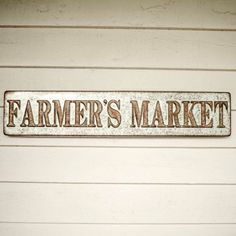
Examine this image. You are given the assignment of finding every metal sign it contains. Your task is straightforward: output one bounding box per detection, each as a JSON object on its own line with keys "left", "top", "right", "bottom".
{"left": 4, "top": 91, "right": 231, "bottom": 137}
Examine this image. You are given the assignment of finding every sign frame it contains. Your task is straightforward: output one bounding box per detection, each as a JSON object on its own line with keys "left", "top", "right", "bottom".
{"left": 3, "top": 90, "right": 231, "bottom": 137}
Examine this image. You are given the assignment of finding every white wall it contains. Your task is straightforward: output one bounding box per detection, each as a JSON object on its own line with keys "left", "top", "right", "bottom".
{"left": 0, "top": 1, "right": 236, "bottom": 235}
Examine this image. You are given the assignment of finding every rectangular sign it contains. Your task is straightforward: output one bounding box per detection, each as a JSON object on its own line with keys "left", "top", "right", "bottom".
{"left": 4, "top": 91, "right": 231, "bottom": 137}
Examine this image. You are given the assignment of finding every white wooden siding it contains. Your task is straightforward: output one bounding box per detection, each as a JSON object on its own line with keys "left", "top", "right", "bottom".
{"left": 0, "top": 0, "right": 235, "bottom": 29}
{"left": 1, "top": 224, "right": 236, "bottom": 236}
{"left": 0, "top": 1, "right": 236, "bottom": 235}
{"left": 0, "top": 29, "right": 235, "bottom": 69}
{"left": 0, "top": 147, "right": 236, "bottom": 184}
{"left": 0, "top": 184, "right": 236, "bottom": 223}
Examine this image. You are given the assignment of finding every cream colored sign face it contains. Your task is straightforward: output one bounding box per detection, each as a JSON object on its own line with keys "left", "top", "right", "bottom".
{"left": 4, "top": 91, "right": 231, "bottom": 137}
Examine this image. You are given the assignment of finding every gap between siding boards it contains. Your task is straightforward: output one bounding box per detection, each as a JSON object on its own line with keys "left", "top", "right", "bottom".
{"left": 0, "top": 221, "right": 236, "bottom": 226}
{"left": 0, "top": 25, "right": 236, "bottom": 32}
{"left": 1, "top": 66, "right": 236, "bottom": 72}
{"left": 0, "top": 181, "right": 236, "bottom": 185}
{"left": 0, "top": 222, "right": 236, "bottom": 225}
{"left": 0, "top": 146, "right": 236, "bottom": 149}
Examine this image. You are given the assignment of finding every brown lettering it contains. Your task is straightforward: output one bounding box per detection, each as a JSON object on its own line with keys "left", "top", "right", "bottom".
{"left": 214, "top": 101, "right": 228, "bottom": 128}
{"left": 200, "top": 101, "right": 213, "bottom": 128}
{"left": 151, "top": 101, "right": 165, "bottom": 127}
{"left": 7, "top": 100, "right": 21, "bottom": 127}
{"left": 88, "top": 100, "right": 103, "bottom": 127}
{"left": 130, "top": 100, "right": 149, "bottom": 128}
{"left": 20, "top": 100, "right": 36, "bottom": 127}
{"left": 182, "top": 101, "right": 198, "bottom": 128}
{"left": 107, "top": 100, "right": 121, "bottom": 128}
{"left": 37, "top": 100, "right": 51, "bottom": 127}
{"left": 52, "top": 100, "right": 72, "bottom": 127}
{"left": 74, "top": 100, "right": 88, "bottom": 127}
{"left": 167, "top": 101, "right": 181, "bottom": 127}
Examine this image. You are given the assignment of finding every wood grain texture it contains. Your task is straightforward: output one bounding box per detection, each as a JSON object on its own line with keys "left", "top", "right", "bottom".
{"left": 1, "top": 224, "right": 236, "bottom": 236}
{"left": 0, "top": 147, "right": 235, "bottom": 183}
{"left": 0, "top": 183, "right": 236, "bottom": 223}
{"left": 0, "top": 29, "right": 235, "bottom": 69}
{"left": 0, "top": 69, "right": 236, "bottom": 108}
{"left": 0, "top": 109, "right": 235, "bottom": 147}
{"left": 0, "top": 0, "right": 236, "bottom": 29}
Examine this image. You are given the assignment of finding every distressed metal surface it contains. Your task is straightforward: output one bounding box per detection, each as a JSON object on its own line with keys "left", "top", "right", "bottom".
{"left": 4, "top": 91, "right": 231, "bottom": 137}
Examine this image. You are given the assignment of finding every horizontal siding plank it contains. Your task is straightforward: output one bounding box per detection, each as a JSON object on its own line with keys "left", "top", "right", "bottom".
{"left": 1, "top": 224, "right": 236, "bottom": 236}
{"left": 0, "top": 29, "right": 235, "bottom": 69}
{"left": 0, "top": 183, "right": 236, "bottom": 223}
{"left": 0, "top": 109, "right": 235, "bottom": 147}
{"left": 0, "top": 0, "right": 235, "bottom": 29}
{"left": 0, "top": 147, "right": 236, "bottom": 184}
{"left": 0, "top": 69, "right": 236, "bottom": 108}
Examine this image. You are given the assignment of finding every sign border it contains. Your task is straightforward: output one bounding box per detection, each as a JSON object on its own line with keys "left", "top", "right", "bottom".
{"left": 3, "top": 90, "right": 231, "bottom": 137}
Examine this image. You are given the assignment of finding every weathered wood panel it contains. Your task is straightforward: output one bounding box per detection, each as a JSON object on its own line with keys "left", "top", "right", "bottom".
{"left": 0, "top": 29, "right": 235, "bottom": 69}
{"left": 0, "top": 0, "right": 236, "bottom": 29}
{"left": 0, "top": 147, "right": 235, "bottom": 183}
